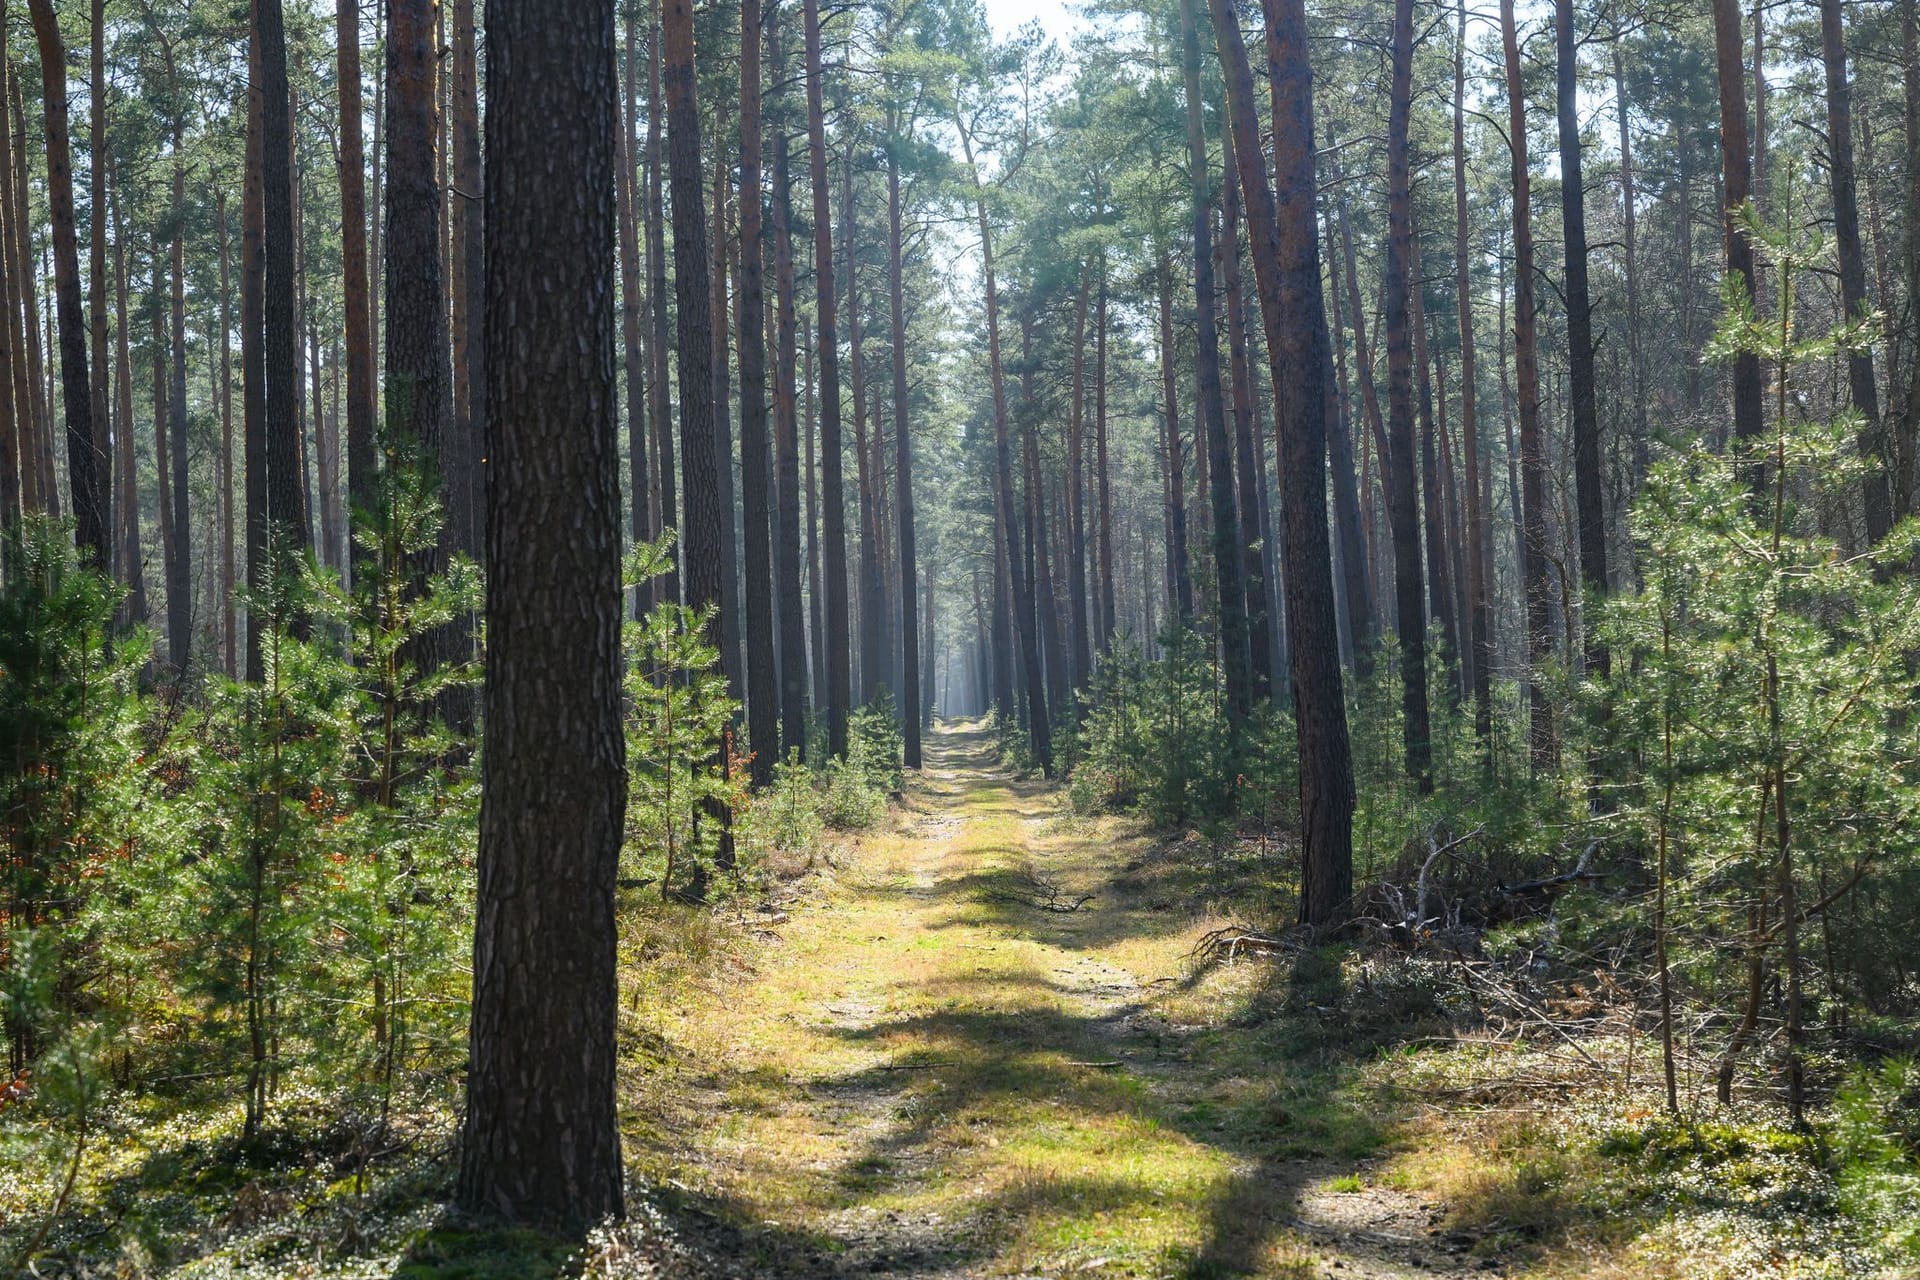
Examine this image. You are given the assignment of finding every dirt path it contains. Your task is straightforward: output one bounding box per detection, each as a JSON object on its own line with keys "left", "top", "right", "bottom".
{"left": 627, "top": 724, "right": 1505, "bottom": 1279}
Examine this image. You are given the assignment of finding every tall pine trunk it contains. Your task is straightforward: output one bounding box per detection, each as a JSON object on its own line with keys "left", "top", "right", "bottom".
{"left": 887, "top": 145, "right": 921, "bottom": 767}
{"left": 458, "top": 0, "right": 626, "bottom": 1224}
{"left": 737, "top": 0, "right": 777, "bottom": 785}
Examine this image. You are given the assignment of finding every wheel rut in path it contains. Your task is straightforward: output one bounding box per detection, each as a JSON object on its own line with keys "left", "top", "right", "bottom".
{"left": 633, "top": 722, "right": 1502, "bottom": 1280}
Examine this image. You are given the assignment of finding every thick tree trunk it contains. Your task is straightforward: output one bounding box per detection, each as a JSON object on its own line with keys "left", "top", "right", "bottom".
{"left": 1384, "top": 0, "right": 1430, "bottom": 790}
{"left": 27, "top": 0, "right": 107, "bottom": 568}
{"left": 1502, "top": 0, "right": 1556, "bottom": 767}
{"left": 803, "top": 0, "right": 851, "bottom": 756}
{"left": 457, "top": 0, "right": 626, "bottom": 1225}
{"left": 1213, "top": 0, "right": 1354, "bottom": 922}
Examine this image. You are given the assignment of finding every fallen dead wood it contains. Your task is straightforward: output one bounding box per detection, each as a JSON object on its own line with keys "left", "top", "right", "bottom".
{"left": 1189, "top": 925, "right": 1303, "bottom": 968}
{"left": 983, "top": 870, "right": 1096, "bottom": 913}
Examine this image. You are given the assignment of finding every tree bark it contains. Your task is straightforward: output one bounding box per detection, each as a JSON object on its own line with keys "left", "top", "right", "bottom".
{"left": 449, "top": 0, "right": 485, "bottom": 562}
{"left": 338, "top": 0, "right": 376, "bottom": 590}
{"left": 1222, "top": 145, "right": 1273, "bottom": 701}
{"left": 1458, "top": 0, "right": 1492, "bottom": 759}
{"left": 1711, "top": 0, "right": 1764, "bottom": 463}
{"left": 617, "top": 4, "right": 652, "bottom": 615}
{"left": 804, "top": 0, "right": 851, "bottom": 756}
{"left": 644, "top": 0, "right": 677, "bottom": 602}
{"left": 1502, "top": 0, "right": 1556, "bottom": 767}
{"left": 1212, "top": 0, "right": 1354, "bottom": 921}
{"left": 1178, "top": 0, "right": 1249, "bottom": 726}
{"left": 1556, "top": 0, "right": 1609, "bottom": 668}
{"left": 458, "top": 0, "right": 626, "bottom": 1225}
{"left": 887, "top": 144, "right": 920, "bottom": 767}
{"left": 737, "top": 0, "right": 778, "bottom": 785}
{"left": 1384, "top": 0, "right": 1430, "bottom": 789}
{"left": 773, "top": 19, "right": 809, "bottom": 761}
{"left": 258, "top": 0, "right": 307, "bottom": 565}
{"left": 27, "top": 0, "right": 106, "bottom": 568}
{"left": 1819, "top": 0, "right": 1893, "bottom": 543}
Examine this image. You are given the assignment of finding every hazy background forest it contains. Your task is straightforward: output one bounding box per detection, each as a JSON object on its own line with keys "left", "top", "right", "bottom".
{"left": 4, "top": 0, "right": 1920, "bottom": 1273}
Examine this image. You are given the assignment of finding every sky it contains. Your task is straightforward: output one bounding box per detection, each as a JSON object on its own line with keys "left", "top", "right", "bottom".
{"left": 981, "top": 0, "right": 1087, "bottom": 42}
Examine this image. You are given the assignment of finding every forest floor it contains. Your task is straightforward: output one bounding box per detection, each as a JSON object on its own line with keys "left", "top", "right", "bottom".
{"left": 12, "top": 721, "right": 1896, "bottom": 1278}
{"left": 601, "top": 724, "right": 1592, "bottom": 1280}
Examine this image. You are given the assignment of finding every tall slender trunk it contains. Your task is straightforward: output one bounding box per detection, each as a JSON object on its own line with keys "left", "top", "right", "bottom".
{"left": 644, "top": 0, "right": 677, "bottom": 602}
{"left": 1178, "top": 0, "right": 1248, "bottom": 724}
{"left": 449, "top": 0, "right": 484, "bottom": 561}
{"left": 1556, "top": 0, "right": 1609, "bottom": 673}
{"left": 1384, "top": 0, "right": 1430, "bottom": 789}
{"left": 0, "top": 55, "right": 34, "bottom": 527}
{"left": 772, "top": 21, "right": 809, "bottom": 759}
{"left": 960, "top": 121, "right": 1048, "bottom": 772}
{"left": 110, "top": 164, "right": 143, "bottom": 623}
{"left": 218, "top": 190, "right": 234, "bottom": 670}
{"left": 617, "top": 6, "right": 652, "bottom": 615}
{"left": 1095, "top": 269, "right": 1116, "bottom": 651}
{"left": 804, "top": 0, "right": 850, "bottom": 756}
{"left": 1411, "top": 231, "right": 1456, "bottom": 696}
{"left": 1711, "top": 0, "right": 1764, "bottom": 464}
{"left": 805, "top": 333, "right": 826, "bottom": 702}
{"left": 13, "top": 73, "right": 55, "bottom": 520}
{"left": 847, "top": 162, "right": 884, "bottom": 705}
{"left": 243, "top": 15, "right": 267, "bottom": 678}
{"left": 1065, "top": 263, "right": 1092, "bottom": 692}
{"left": 1223, "top": 144, "right": 1272, "bottom": 701}
{"left": 1323, "top": 212, "right": 1373, "bottom": 668}
{"left": 27, "top": 0, "right": 106, "bottom": 567}
{"left": 1502, "top": 0, "right": 1555, "bottom": 767}
{"left": 1213, "top": 0, "right": 1354, "bottom": 921}
{"left": 259, "top": 0, "right": 307, "bottom": 562}
{"left": 1613, "top": 40, "right": 1647, "bottom": 511}
{"left": 168, "top": 137, "right": 192, "bottom": 669}
{"left": 887, "top": 145, "right": 921, "bottom": 766}
{"left": 737, "top": 0, "right": 777, "bottom": 784}
{"left": 1154, "top": 257, "right": 1194, "bottom": 621}
{"left": 1819, "top": 0, "right": 1892, "bottom": 542}
{"left": 337, "top": 0, "right": 376, "bottom": 590}
{"left": 1456, "top": 3, "right": 1491, "bottom": 759}
{"left": 88, "top": 0, "right": 110, "bottom": 561}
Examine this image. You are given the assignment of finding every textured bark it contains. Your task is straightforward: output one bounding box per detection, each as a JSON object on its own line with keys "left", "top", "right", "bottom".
{"left": 1412, "top": 237, "right": 1456, "bottom": 698}
{"left": 27, "top": 0, "right": 107, "bottom": 568}
{"left": 337, "top": 0, "right": 376, "bottom": 589}
{"left": 1213, "top": 0, "right": 1355, "bottom": 923}
{"left": 1711, "top": 0, "right": 1764, "bottom": 460}
{"left": 1457, "top": 0, "right": 1492, "bottom": 757}
{"left": 1384, "top": 0, "right": 1430, "bottom": 790}
{"left": 151, "top": 256, "right": 173, "bottom": 651}
{"left": 258, "top": 0, "right": 307, "bottom": 562}
{"left": 1556, "top": 0, "right": 1609, "bottom": 666}
{"left": 803, "top": 0, "right": 851, "bottom": 756}
{"left": 738, "top": 0, "right": 778, "bottom": 785}
{"left": 1178, "top": 0, "right": 1249, "bottom": 726}
{"left": 774, "top": 23, "right": 809, "bottom": 761}
{"left": 1819, "top": 0, "right": 1893, "bottom": 543}
{"left": 110, "top": 166, "right": 144, "bottom": 623}
{"left": 1502, "top": 0, "right": 1556, "bottom": 767}
{"left": 12, "top": 73, "right": 55, "bottom": 519}
{"left": 887, "top": 146, "right": 921, "bottom": 767}
{"left": 457, "top": 0, "right": 626, "bottom": 1225}
{"left": 386, "top": 0, "right": 463, "bottom": 722}
{"left": 450, "top": 0, "right": 485, "bottom": 562}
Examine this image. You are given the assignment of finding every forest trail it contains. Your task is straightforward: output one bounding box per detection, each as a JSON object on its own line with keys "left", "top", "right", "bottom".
{"left": 625, "top": 723, "right": 1505, "bottom": 1280}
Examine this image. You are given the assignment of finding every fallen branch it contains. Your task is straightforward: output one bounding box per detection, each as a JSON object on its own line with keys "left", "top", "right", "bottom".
{"left": 1189, "top": 925, "right": 1300, "bottom": 967}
